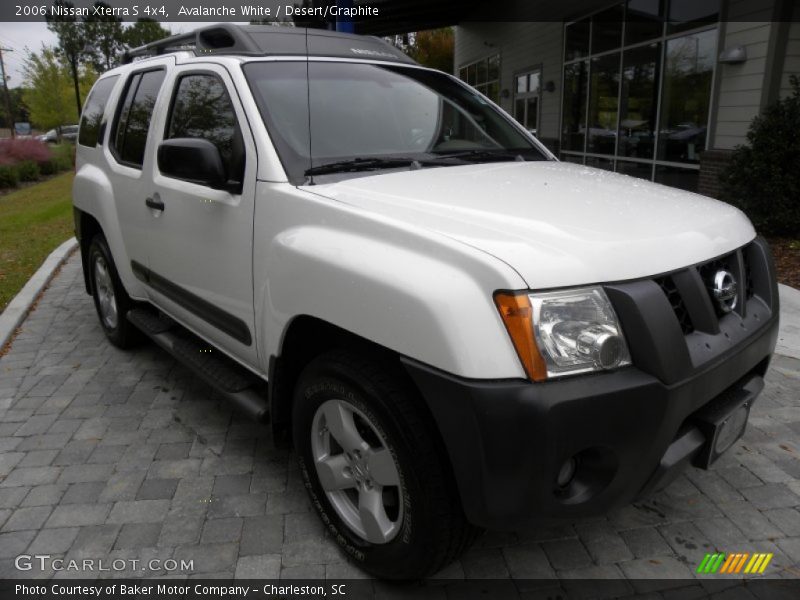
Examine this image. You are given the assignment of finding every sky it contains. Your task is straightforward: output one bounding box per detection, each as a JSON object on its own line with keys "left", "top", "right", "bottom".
{"left": 0, "top": 21, "right": 229, "bottom": 88}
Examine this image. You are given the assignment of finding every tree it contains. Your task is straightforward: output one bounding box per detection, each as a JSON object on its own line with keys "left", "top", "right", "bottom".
{"left": 84, "top": 1, "right": 125, "bottom": 72}
{"left": 21, "top": 46, "right": 77, "bottom": 130}
{"left": 0, "top": 88, "right": 27, "bottom": 130}
{"left": 405, "top": 28, "right": 454, "bottom": 72}
{"left": 46, "top": 0, "right": 86, "bottom": 117}
{"left": 123, "top": 18, "right": 171, "bottom": 49}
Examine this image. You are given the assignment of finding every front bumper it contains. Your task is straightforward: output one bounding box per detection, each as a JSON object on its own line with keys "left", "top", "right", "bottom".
{"left": 403, "top": 238, "right": 780, "bottom": 529}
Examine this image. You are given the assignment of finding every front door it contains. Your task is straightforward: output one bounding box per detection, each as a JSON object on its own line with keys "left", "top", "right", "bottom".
{"left": 141, "top": 64, "right": 259, "bottom": 369}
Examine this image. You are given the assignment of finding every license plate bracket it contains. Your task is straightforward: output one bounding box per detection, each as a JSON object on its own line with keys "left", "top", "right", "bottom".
{"left": 691, "top": 375, "right": 764, "bottom": 469}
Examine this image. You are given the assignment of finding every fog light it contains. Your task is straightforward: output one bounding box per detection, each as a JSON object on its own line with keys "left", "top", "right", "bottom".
{"left": 556, "top": 457, "right": 577, "bottom": 488}
{"left": 714, "top": 405, "right": 749, "bottom": 455}
{"left": 576, "top": 326, "right": 625, "bottom": 369}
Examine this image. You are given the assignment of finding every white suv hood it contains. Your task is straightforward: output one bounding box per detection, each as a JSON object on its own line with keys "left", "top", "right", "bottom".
{"left": 306, "top": 161, "right": 755, "bottom": 289}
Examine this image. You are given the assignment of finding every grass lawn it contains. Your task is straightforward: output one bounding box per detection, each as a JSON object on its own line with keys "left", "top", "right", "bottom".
{"left": 0, "top": 173, "right": 75, "bottom": 313}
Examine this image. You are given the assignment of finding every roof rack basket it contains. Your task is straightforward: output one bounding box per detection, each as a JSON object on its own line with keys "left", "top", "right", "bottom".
{"left": 121, "top": 24, "right": 262, "bottom": 64}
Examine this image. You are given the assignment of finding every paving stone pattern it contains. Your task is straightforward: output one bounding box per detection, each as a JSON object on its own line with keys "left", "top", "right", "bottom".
{"left": 1, "top": 255, "right": 799, "bottom": 586}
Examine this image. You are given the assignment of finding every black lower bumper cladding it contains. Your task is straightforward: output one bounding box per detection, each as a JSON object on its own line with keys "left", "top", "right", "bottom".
{"left": 403, "top": 238, "right": 780, "bottom": 528}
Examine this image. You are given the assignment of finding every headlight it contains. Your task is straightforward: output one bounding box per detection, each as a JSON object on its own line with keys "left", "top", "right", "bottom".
{"left": 495, "top": 287, "right": 631, "bottom": 381}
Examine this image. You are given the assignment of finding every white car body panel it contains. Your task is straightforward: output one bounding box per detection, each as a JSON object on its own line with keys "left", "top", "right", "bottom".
{"left": 253, "top": 183, "right": 529, "bottom": 379}
{"left": 74, "top": 53, "right": 758, "bottom": 383}
{"left": 306, "top": 161, "right": 757, "bottom": 290}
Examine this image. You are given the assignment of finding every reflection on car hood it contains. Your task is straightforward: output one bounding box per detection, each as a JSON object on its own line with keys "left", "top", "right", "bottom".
{"left": 303, "top": 161, "right": 755, "bottom": 289}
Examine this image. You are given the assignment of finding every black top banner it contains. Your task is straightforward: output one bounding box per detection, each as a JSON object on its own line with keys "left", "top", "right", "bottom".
{"left": 1, "top": 0, "right": 798, "bottom": 27}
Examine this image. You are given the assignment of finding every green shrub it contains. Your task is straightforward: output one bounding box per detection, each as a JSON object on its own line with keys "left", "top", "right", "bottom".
{"left": 51, "top": 143, "right": 74, "bottom": 172}
{"left": 38, "top": 159, "right": 57, "bottom": 175}
{"left": 16, "top": 160, "right": 40, "bottom": 182}
{"left": 0, "top": 164, "right": 19, "bottom": 188}
{"left": 720, "top": 75, "right": 800, "bottom": 236}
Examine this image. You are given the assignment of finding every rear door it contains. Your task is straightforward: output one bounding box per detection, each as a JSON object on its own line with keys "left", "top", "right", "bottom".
{"left": 105, "top": 63, "right": 169, "bottom": 287}
{"left": 139, "top": 64, "right": 259, "bottom": 369}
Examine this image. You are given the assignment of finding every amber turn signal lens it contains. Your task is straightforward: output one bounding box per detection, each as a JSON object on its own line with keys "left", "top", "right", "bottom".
{"left": 494, "top": 292, "right": 548, "bottom": 381}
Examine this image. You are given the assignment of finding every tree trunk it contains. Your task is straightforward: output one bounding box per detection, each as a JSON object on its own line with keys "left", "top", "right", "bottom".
{"left": 70, "top": 58, "right": 82, "bottom": 119}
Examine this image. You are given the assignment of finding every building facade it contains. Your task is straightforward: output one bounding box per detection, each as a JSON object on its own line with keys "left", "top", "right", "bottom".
{"left": 454, "top": 0, "right": 800, "bottom": 195}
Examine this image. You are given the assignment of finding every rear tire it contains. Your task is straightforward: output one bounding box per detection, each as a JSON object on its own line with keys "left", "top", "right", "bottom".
{"left": 87, "top": 234, "right": 140, "bottom": 349}
{"left": 292, "top": 349, "right": 480, "bottom": 579}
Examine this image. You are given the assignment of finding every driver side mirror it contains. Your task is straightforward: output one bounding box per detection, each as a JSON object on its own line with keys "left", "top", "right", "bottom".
{"left": 157, "top": 138, "right": 239, "bottom": 192}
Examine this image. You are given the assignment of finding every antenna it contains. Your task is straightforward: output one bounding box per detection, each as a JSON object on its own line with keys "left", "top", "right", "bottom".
{"left": 304, "top": 28, "right": 314, "bottom": 186}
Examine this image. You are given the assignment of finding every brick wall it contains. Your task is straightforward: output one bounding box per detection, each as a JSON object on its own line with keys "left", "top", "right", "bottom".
{"left": 698, "top": 149, "right": 734, "bottom": 199}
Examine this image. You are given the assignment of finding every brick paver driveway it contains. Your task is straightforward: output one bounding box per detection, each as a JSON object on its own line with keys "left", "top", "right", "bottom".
{"left": 1, "top": 253, "right": 800, "bottom": 586}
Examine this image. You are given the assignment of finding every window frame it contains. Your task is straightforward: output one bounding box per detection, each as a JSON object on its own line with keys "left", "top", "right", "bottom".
{"left": 161, "top": 69, "right": 246, "bottom": 187}
{"left": 457, "top": 53, "right": 502, "bottom": 104}
{"left": 558, "top": 0, "right": 720, "bottom": 191}
{"left": 513, "top": 65, "right": 543, "bottom": 135}
{"left": 109, "top": 67, "right": 166, "bottom": 170}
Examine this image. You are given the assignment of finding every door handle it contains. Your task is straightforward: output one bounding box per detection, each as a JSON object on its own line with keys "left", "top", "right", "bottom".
{"left": 145, "top": 197, "right": 165, "bottom": 211}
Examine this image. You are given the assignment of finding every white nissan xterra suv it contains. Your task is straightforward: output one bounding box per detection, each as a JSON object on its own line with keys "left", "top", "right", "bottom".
{"left": 73, "top": 25, "right": 780, "bottom": 579}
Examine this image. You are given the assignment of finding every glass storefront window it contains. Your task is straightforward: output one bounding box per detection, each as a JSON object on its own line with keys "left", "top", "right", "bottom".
{"left": 587, "top": 53, "right": 620, "bottom": 155}
{"left": 458, "top": 54, "right": 501, "bottom": 103}
{"left": 565, "top": 19, "right": 590, "bottom": 61}
{"left": 655, "top": 165, "right": 699, "bottom": 191}
{"left": 616, "top": 160, "right": 653, "bottom": 180}
{"left": 591, "top": 7, "right": 624, "bottom": 55}
{"left": 476, "top": 60, "right": 488, "bottom": 85}
{"left": 585, "top": 156, "right": 615, "bottom": 171}
{"left": 561, "top": 60, "right": 588, "bottom": 152}
{"left": 626, "top": 0, "right": 664, "bottom": 45}
{"left": 561, "top": 3, "right": 717, "bottom": 193}
{"left": 467, "top": 63, "right": 477, "bottom": 86}
{"left": 668, "top": 0, "right": 720, "bottom": 34}
{"left": 562, "top": 154, "right": 585, "bottom": 165}
{"left": 488, "top": 55, "right": 500, "bottom": 81}
{"left": 618, "top": 42, "right": 660, "bottom": 158}
{"left": 657, "top": 28, "right": 716, "bottom": 163}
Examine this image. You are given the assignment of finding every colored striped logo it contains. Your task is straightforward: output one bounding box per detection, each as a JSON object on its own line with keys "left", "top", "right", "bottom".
{"left": 696, "top": 552, "right": 773, "bottom": 574}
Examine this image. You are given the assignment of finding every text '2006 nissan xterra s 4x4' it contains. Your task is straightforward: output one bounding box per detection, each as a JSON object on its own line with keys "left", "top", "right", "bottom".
{"left": 72, "top": 25, "right": 779, "bottom": 579}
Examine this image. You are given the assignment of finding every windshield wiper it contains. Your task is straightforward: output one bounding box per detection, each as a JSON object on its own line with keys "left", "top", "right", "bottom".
{"left": 430, "top": 149, "right": 532, "bottom": 163}
{"left": 304, "top": 157, "right": 421, "bottom": 176}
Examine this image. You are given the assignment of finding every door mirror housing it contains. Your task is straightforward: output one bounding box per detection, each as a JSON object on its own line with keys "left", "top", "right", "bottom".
{"left": 157, "top": 138, "right": 240, "bottom": 192}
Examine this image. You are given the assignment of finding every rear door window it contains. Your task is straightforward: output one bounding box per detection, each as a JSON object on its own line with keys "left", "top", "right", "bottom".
{"left": 112, "top": 69, "right": 166, "bottom": 168}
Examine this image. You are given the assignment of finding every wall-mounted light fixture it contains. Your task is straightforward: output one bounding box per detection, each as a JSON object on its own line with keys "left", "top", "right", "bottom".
{"left": 501, "top": 88, "right": 510, "bottom": 99}
{"left": 719, "top": 45, "right": 747, "bottom": 64}
{"left": 544, "top": 80, "right": 556, "bottom": 93}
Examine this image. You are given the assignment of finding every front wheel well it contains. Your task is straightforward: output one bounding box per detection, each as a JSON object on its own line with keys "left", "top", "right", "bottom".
{"left": 268, "top": 317, "right": 435, "bottom": 448}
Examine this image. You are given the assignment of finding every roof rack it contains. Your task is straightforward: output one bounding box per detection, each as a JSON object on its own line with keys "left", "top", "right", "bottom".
{"left": 121, "top": 24, "right": 415, "bottom": 65}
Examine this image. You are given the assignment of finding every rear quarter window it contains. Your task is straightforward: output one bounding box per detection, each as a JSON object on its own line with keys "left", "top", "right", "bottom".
{"left": 78, "top": 76, "right": 119, "bottom": 147}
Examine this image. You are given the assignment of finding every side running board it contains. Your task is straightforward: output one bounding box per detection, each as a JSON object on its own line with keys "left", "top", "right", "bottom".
{"left": 127, "top": 307, "right": 269, "bottom": 422}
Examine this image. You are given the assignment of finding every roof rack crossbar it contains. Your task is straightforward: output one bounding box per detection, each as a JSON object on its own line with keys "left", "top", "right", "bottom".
{"left": 122, "top": 31, "right": 197, "bottom": 63}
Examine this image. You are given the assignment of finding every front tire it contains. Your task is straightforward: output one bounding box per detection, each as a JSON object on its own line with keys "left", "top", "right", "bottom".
{"left": 88, "top": 234, "right": 139, "bottom": 349}
{"left": 292, "top": 350, "right": 479, "bottom": 579}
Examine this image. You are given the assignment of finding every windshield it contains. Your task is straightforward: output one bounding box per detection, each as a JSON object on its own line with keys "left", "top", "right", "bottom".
{"left": 243, "top": 61, "right": 547, "bottom": 183}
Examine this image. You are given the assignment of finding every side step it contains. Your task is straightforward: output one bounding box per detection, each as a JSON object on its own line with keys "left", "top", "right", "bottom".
{"left": 127, "top": 307, "right": 269, "bottom": 422}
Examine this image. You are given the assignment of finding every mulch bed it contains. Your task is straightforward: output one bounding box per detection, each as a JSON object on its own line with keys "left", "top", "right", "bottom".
{"left": 767, "top": 237, "right": 800, "bottom": 290}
